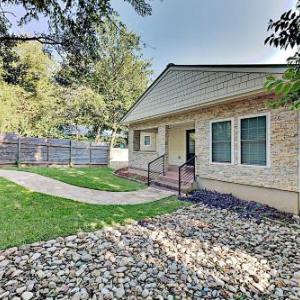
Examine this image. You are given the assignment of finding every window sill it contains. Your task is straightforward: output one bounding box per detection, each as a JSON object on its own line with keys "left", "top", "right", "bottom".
{"left": 208, "top": 162, "right": 270, "bottom": 168}
{"left": 209, "top": 162, "right": 234, "bottom": 166}
{"left": 238, "top": 163, "right": 270, "bottom": 169}
{"left": 133, "top": 150, "right": 158, "bottom": 154}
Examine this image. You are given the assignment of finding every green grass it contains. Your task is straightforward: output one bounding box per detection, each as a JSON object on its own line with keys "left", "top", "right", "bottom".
{"left": 0, "top": 178, "right": 189, "bottom": 250}
{"left": 10, "top": 166, "right": 145, "bottom": 192}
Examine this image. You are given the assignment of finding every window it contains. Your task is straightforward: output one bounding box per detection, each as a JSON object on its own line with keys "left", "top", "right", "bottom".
{"left": 211, "top": 120, "right": 232, "bottom": 163}
{"left": 133, "top": 130, "right": 141, "bottom": 151}
{"left": 240, "top": 115, "right": 267, "bottom": 166}
{"left": 144, "top": 135, "right": 151, "bottom": 146}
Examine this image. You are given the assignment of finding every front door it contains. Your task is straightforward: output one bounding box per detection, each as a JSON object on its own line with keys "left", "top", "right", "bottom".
{"left": 186, "top": 129, "right": 195, "bottom": 164}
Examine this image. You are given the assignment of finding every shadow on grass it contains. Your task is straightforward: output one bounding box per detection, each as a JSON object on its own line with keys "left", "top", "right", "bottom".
{"left": 0, "top": 177, "right": 187, "bottom": 249}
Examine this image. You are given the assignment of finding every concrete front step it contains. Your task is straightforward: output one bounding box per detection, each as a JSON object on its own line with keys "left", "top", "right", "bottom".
{"left": 168, "top": 165, "right": 179, "bottom": 172}
{"left": 151, "top": 179, "right": 192, "bottom": 194}
{"left": 158, "top": 174, "right": 179, "bottom": 185}
{"left": 151, "top": 182, "right": 179, "bottom": 193}
{"left": 129, "top": 166, "right": 194, "bottom": 194}
{"left": 159, "top": 172, "right": 194, "bottom": 185}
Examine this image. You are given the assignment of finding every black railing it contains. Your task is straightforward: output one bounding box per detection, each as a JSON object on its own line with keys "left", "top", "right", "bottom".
{"left": 178, "top": 155, "right": 196, "bottom": 195}
{"left": 148, "top": 154, "right": 165, "bottom": 186}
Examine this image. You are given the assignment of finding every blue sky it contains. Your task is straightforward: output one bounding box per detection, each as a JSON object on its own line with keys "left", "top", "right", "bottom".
{"left": 112, "top": 0, "right": 297, "bottom": 76}
{"left": 9, "top": 0, "right": 297, "bottom": 77}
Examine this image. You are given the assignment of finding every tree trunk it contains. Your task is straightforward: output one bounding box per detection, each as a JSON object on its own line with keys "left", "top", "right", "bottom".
{"left": 75, "top": 124, "right": 80, "bottom": 140}
{"left": 109, "top": 128, "right": 117, "bottom": 150}
{"left": 95, "top": 126, "right": 102, "bottom": 142}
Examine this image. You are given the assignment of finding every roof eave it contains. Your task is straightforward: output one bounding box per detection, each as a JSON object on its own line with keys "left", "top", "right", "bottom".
{"left": 121, "top": 63, "right": 287, "bottom": 124}
{"left": 124, "top": 89, "right": 272, "bottom": 125}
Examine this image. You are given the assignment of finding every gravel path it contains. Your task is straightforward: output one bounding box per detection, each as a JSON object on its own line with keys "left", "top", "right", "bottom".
{"left": 0, "top": 204, "right": 300, "bottom": 299}
{"left": 0, "top": 170, "right": 174, "bottom": 205}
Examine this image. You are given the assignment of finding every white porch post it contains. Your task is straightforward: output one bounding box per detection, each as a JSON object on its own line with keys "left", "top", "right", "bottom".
{"left": 128, "top": 129, "right": 134, "bottom": 167}
{"left": 158, "top": 125, "right": 168, "bottom": 172}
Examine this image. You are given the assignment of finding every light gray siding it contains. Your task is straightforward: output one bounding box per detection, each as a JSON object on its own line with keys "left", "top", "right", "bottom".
{"left": 124, "top": 66, "right": 284, "bottom": 123}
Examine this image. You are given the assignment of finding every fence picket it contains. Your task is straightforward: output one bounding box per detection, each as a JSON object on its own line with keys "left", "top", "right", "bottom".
{"left": 0, "top": 133, "right": 108, "bottom": 166}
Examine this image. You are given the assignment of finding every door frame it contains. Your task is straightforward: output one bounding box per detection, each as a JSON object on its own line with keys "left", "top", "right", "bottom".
{"left": 186, "top": 129, "right": 195, "bottom": 162}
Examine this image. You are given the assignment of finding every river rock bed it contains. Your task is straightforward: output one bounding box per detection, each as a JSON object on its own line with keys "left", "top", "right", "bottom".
{"left": 0, "top": 204, "right": 300, "bottom": 299}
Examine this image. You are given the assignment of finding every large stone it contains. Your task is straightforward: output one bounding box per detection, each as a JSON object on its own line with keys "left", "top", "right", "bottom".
{"left": 30, "top": 253, "right": 41, "bottom": 261}
{"left": 21, "top": 292, "right": 34, "bottom": 300}
{"left": 80, "top": 254, "right": 92, "bottom": 262}
{"left": 115, "top": 287, "right": 125, "bottom": 299}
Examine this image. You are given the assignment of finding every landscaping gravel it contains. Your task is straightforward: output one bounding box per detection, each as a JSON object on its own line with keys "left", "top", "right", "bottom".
{"left": 0, "top": 204, "right": 300, "bottom": 299}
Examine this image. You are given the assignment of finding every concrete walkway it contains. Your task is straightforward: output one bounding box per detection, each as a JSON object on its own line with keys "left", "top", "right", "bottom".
{"left": 0, "top": 170, "right": 175, "bottom": 205}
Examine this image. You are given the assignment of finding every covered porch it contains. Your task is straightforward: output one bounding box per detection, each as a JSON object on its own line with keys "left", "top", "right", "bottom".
{"left": 168, "top": 121, "right": 195, "bottom": 167}
{"left": 129, "top": 121, "right": 196, "bottom": 193}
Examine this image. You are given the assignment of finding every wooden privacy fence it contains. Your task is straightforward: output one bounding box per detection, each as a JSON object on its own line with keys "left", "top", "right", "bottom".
{"left": 0, "top": 134, "right": 109, "bottom": 166}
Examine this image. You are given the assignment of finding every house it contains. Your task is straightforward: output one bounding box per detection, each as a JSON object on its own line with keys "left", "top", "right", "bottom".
{"left": 122, "top": 64, "right": 299, "bottom": 214}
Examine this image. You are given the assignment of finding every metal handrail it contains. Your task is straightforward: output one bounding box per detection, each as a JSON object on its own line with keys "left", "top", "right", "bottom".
{"left": 178, "top": 155, "right": 196, "bottom": 195}
{"left": 148, "top": 154, "right": 165, "bottom": 186}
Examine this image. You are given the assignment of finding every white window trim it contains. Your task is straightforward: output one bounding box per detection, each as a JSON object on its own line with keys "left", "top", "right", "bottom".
{"left": 144, "top": 135, "right": 151, "bottom": 146}
{"left": 238, "top": 112, "right": 271, "bottom": 168}
{"left": 209, "top": 118, "right": 234, "bottom": 165}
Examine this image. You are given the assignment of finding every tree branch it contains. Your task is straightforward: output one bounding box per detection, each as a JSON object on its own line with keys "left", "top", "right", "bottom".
{"left": 0, "top": 11, "right": 17, "bottom": 17}
{"left": 0, "top": 35, "right": 63, "bottom": 45}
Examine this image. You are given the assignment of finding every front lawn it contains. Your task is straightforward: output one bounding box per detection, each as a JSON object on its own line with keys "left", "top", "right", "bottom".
{"left": 0, "top": 178, "right": 188, "bottom": 249}
{"left": 10, "top": 166, "right": 145, "bottom": 192}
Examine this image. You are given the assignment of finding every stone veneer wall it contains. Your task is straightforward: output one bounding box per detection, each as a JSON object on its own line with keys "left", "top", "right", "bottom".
{"left": 128, "top": 129, "right": 158, "bottom": 170}
{"left": 195, "top": 97, "right": 299, "bottom": 193}
{"left": 129, "top": 95, "right": 299, "bottom": 193}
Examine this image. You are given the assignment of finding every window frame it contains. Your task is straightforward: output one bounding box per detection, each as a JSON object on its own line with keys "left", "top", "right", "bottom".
{"left": 143, "top": 135, "right": 151, "bottom": 146}
{"left": 238, "top": 112, "right": 271, "bottom": 168}
{"left": 209, "top": 118, "right": 234, "bottom": 165}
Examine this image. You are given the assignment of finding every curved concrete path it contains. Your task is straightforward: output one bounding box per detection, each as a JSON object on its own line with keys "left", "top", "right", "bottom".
{"left": 0, "top": 170, "right": 175, "bottom": 205}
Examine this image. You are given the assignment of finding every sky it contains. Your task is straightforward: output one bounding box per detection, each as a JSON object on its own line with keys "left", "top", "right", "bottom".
{"left": 9, "top": 0, "right": 297, "bottom": 78}
{"left": 111, "top": 0, "right": 297, "bottom": 77}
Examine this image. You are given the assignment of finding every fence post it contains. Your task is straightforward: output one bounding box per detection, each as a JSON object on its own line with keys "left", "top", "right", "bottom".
{"left": 89, "top": 141, "right": 92, "bottom": 166}
{"left": 69, "top": 140, "right": 72, "bottom": 167}
{"left": 16, "top": 137, "right": 21, "bottom": 167}
{"left": 46, "top": 140, "right": 50, "bottom": 164}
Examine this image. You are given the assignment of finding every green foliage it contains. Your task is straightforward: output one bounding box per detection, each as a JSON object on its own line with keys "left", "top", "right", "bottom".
{"left": 0, "top": 0, "right": 152, "bottom": 69}
{"left": 57, "top": 85, "right": 107, "bottom": 139}
{"left": 89, "top": 18, "right": 152, "bottom": 147}
{"left": 0, "top": 42, "right": 64, "bottom": 137}
{"left": 265, "top": 68, "right": 300, "bottom": 110}
{"left": 0, "top": 72, "right": 25, "bottom": 132}
{"left": 0, "top": 41, "right": 107, "bottom": 139}
{"left": 265, "top": 4, "right": 300, "bottom": 109}
{"left": 0, "top": 17, "right": 151, "bottom": 141}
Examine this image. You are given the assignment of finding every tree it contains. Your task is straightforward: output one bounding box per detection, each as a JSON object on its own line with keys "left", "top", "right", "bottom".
{"left": 89, "top": 18, "right": 152, "bottom": 149}
{"left": 0, "top": 0, "right": 152, "bottom": 69}
{"left": 57, "top": 85, "right": 106, "bottom": 140}
{"left": 0, "top": 41, "right": 107, "bottom": 139}
{"left": 0, "top": 42, "right": 63, "bottom": 137}
{"left": 264, "top": 3, "right": 300, "bottom": 109}
{"left": 0, "top": 67, "right": 25, "bottom": 132}
{"left": 0, "top": 11, "right": 23, "bottom": 85}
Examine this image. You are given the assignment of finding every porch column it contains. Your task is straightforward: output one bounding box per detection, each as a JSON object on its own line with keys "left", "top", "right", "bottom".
{"left": 128, "top": 129, "right": 134, "bottom": 166}
{"left": 158, "top": 125, "right": 168, "bottom": 172}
